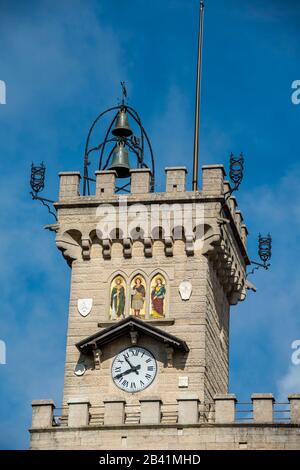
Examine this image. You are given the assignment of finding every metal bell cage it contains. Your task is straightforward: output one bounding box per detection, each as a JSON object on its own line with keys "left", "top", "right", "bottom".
{"left": 83, "top": 101, "right": 155, "bottom": 196}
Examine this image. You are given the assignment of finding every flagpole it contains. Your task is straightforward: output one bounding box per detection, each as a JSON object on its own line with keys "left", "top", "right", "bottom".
{"left": 192, "top": 1, "right": 205, "bottom": 191}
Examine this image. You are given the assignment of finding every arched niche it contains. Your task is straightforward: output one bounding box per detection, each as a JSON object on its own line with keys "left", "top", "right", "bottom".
{"left": 110, "top": 274, "right": 127, "bottom": 321}
{"left": 150, "top": 273, "right": 167, "bottom": 319}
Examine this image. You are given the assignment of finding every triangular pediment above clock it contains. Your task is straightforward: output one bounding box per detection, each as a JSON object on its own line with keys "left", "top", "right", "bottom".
{"left": 76, "top": 315, "right": 189, "bottom": 354}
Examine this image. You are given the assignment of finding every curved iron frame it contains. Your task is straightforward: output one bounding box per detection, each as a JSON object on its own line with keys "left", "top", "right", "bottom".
{"left": 83, "top": 104, "right": 155, "bottom": 195}
{"left": 247, "top": 233, "right": 272, "bottom": 278}
{"left": 29, "top": 162, "right": 57, "bottom": 221}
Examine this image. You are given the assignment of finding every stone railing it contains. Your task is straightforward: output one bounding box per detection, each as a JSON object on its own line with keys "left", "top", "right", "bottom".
{"left": 31, "top": 394, "right": 300, "bottom": 429}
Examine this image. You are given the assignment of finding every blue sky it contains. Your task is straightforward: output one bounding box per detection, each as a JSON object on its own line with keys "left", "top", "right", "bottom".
{"left": 0, "top": 0, "right": 300, "bottom": 449}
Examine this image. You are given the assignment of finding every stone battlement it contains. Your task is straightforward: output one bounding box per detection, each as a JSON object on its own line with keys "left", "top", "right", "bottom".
{"left": 31, "top": 394, "right": 300, "bottom": 428}
{"left": 30, "top": 394, "right": 300, "bottom": 450}
{"left": 56, "top": 166, "right": 247, "bottom": 247}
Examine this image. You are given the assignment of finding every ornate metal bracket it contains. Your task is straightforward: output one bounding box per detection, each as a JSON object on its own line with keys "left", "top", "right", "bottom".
{"left": 247, "top": 233, "right": 272, "bottom": 277}
{"left": 30, "top": 162, "right": 57, "bottom": 221}
{"left": 219, "top": 152, "right": 244, "bottom": 220}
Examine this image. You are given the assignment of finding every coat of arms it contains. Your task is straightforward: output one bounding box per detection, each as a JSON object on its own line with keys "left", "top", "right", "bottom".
{"left": 179, "top": 281, "right": 192, "bottom": 301}
{"left": 77, "top": 298, "right": 93, "bottom": 317}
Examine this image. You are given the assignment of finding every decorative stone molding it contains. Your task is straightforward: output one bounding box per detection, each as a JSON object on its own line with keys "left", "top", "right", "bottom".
{"left": 144, "top": 237, "right": 153, "bottom": 257}
{"left": 203, "top": 229, "right": 247, "bottom": 305}
{"left": 165, "top": 345, "right": 174, "bottom": 368}
{"left": 55, "top": 231, "right": 82, "bottom": 266}
{"left": 92, "top": 345, "right": 102, "bottom": 370}
{"left": 123, "top": 238, "right": 132, "bottom": 258}
{"left": 82, "top": 236, "right": 92, "bottom": 260}
{"left": 164, "top": 236, "right": 173, "bottom": 257}
{"left": 130, "top": 330, "right": 139, "bottom": 345}
{"left": 102, "top": 239, "right": 112, "bottom": 259}
{"left": 185, "top": 235, "right": 194, "bottom": 256}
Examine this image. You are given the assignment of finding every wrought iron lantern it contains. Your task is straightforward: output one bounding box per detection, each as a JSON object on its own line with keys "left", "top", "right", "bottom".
{"left": 219, "top": 152, "right": 245, "bottom": 219}
{"left": 247, "top": 233, "right": 272, "bottom": 277}
{"left": 229, "top": 152, "right": 244, "bottom": 190}
{"left": 29, "top": 162, "right": 56, "bottom": 220}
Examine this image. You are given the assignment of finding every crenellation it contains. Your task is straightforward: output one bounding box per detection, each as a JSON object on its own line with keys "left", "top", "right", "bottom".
{"left": 165, "top": 167, "right": 187, "bottom": 193}
{"left": 31, "top": 400, "right": 55, "bottom": 429}
{"left": 59, "top": 172, "right": 81, "bottom": 201}
{"left": 252, "top": 394, "right": 275, "bottom": 423}
{"left": 289, "top": 394, "right": 300, "bottom": 424}
{"left": 30, "top": 394, "right": 300, "bottom": 450}
{"left": 202, "top": 165, "right": 226, "bottom": 196}
{"left": 95, "top": 170, "right": 117, "bottom": 197}
{"left": 130, "top": 168, "right": 152, "bottom": 194}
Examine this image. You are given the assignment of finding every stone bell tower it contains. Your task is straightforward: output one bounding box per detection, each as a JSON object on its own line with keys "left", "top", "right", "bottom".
{"left": 29, "top": 1, "right": 300, "bottom": 447}
{"left": 29, "top": 147, "right": 255, "bottom": 449}
{"left": 29, "top": 118, "right": 300, "bottom": 449}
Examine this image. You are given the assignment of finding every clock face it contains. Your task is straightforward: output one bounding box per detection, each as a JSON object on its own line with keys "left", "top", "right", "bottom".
{"left": 111, "top": 347, "right": 157, "bottom": 393}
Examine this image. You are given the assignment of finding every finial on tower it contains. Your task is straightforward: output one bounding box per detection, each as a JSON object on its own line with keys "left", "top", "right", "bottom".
{"left": 120, "top": 81, "right": 128, "bottom": 105}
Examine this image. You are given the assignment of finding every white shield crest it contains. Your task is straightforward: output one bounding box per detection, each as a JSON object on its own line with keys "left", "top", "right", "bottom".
{"left": 77, "top": 298, "right": 93, "bottom": 317}
{"left": 179, "top": 281, "right": 192, "bottom": 301}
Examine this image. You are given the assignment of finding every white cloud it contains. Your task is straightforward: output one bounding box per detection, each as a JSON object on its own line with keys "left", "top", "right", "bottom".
{"left": 277, "top": 365, "right": 300, "bottom": 401}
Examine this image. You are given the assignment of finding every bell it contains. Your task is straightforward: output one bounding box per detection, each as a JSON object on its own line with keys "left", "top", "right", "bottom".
{"left": 108, "top": 142, "right": 131, "bottom": 178}
{"left": 112, "top": 109, "right": 133, "bottom": 137}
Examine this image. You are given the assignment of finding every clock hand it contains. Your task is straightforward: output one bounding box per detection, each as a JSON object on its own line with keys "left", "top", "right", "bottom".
{"left": 124, "top": 355, "right": 134, "bottom": 369}
{"left": 114, "top": 364, "right": 141, "bottom": 380}
{"left": 130, "top": 363, "right": 141, "bottom": 375}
